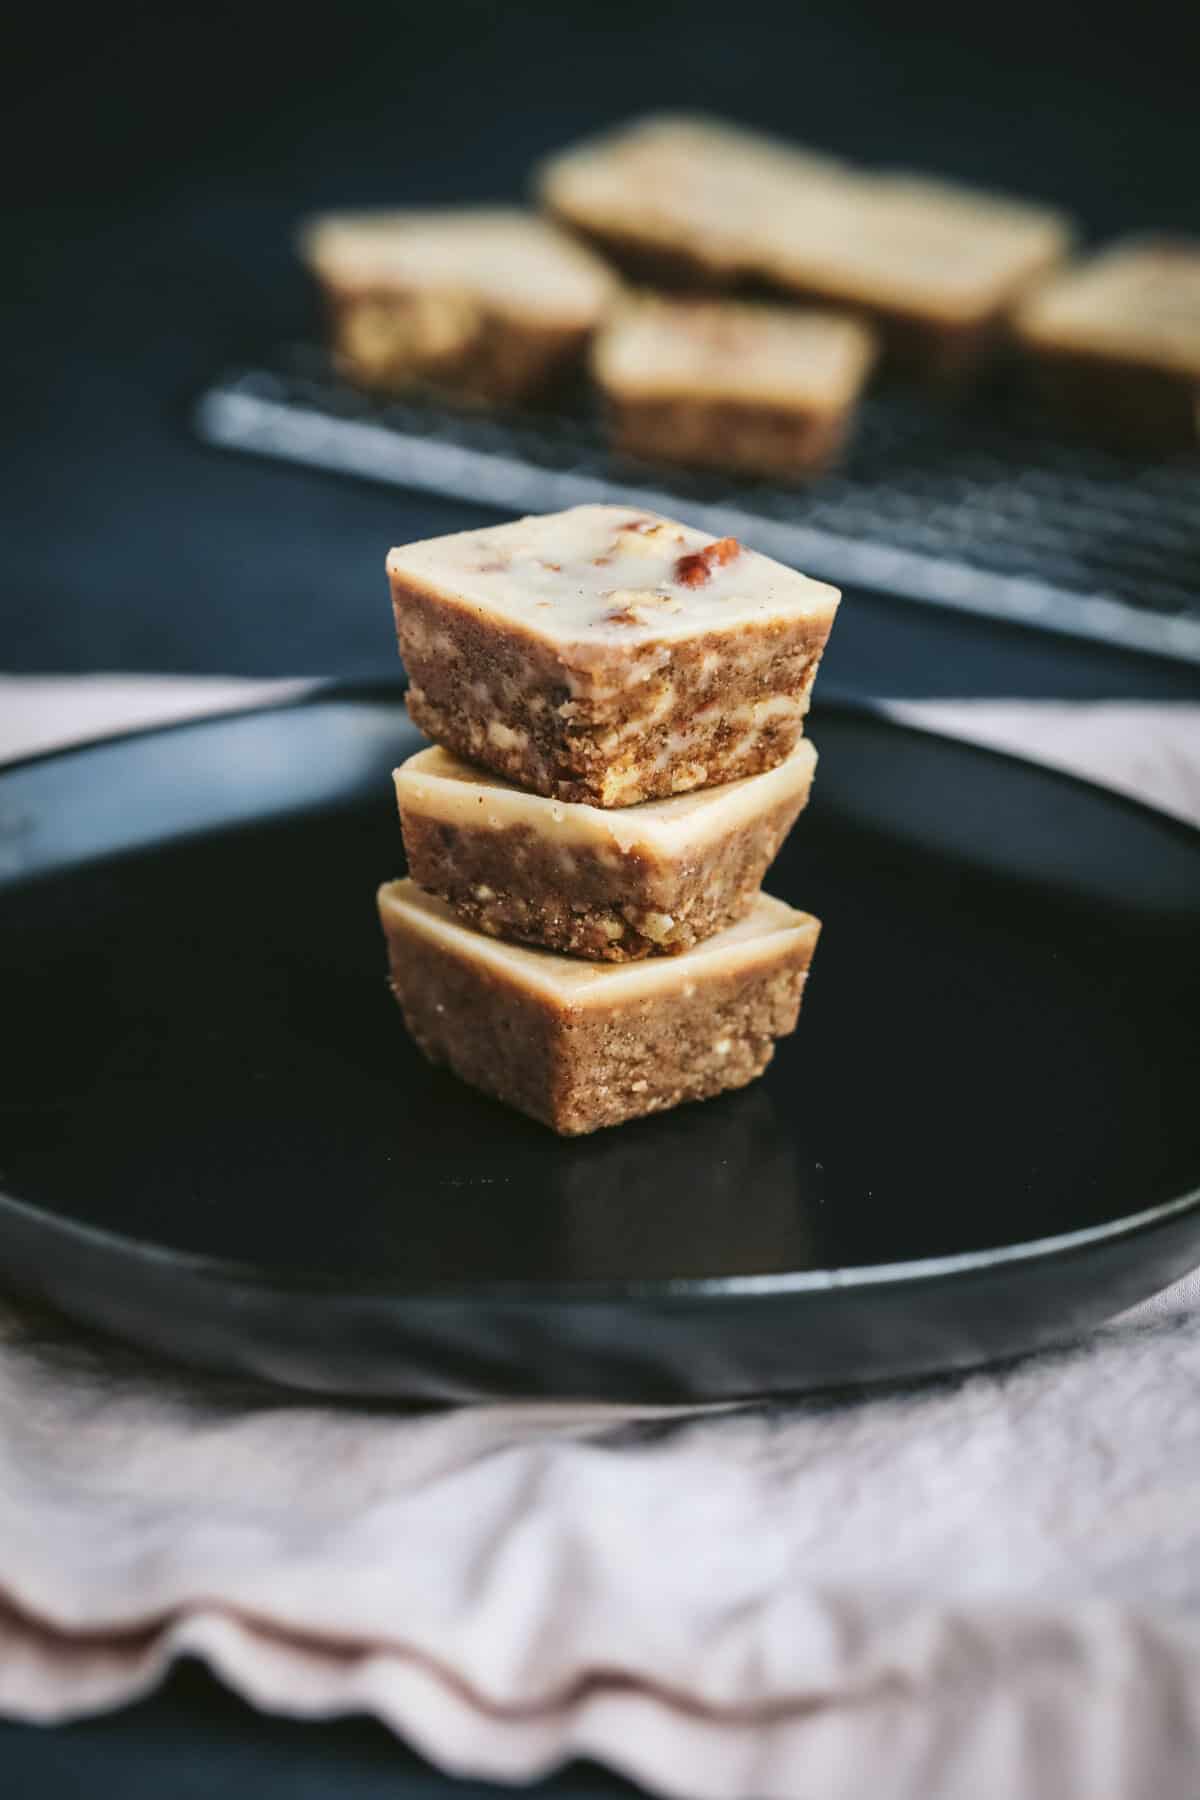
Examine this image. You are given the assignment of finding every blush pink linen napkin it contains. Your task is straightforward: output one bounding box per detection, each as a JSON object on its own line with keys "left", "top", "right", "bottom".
{"left": 1, "top": 676, "right": 1199, "bottom": 1800}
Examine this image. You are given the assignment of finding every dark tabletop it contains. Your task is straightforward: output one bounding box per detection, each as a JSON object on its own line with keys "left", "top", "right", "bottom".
{"left": 3, "top": 0, "right": 1198, "bottom": 1793}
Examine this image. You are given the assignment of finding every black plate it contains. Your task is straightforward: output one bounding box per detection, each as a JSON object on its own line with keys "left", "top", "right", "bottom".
{"left": 1, "top": 687, "right": 1198, "bottom": 1401}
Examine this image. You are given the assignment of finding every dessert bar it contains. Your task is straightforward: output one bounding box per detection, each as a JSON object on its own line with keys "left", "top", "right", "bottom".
{"left": 537, "top": 112, "right": 849, "bottom": 289}
{"left": 299, "top": 208, "right": 617, "bottom": 406}
{"left": 766, "top": 172, "right": 1075, "bottom": 378}
{"left": 379, "top": 879, "right": 820, "bottom": 1135}
{"left": 388, "top": 504, "right": 839, "bottom": 807}
{"left": 394, "top": 737, "right": 817, "bottom": 960}
{"left": 1014, "top": 237, "right": 1200, "bottom": 450}
{"left": 591, "top": 294, "right": 876, "bottom": 476}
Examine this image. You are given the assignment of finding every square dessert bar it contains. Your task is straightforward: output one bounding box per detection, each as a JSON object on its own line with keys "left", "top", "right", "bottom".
{"left": 536, "top": 112, "right": 849, "bottom": 290}
{"left": 394, "top": 737, "right": 817, "bottom": 961}
{"left": 765, "top": 173, "right": 1075, "bottom": 379}
{"left": 591, "top": 295, "right": 877, "bottom": 478}
{"left": 1013, "top": 238, "right": 1200, "bottom": 451}
{"left": 388, "top": 505, "right": 839, "bottom": 807}
{"left": 298, "top": 208, "right": 618, "bottom": 407}
{"left": 379, "top": 879, "right": 820, "bottom": 1135}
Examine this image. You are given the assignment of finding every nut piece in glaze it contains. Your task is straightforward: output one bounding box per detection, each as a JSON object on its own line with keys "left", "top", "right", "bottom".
{"left": 387, "top": 503, "right": 839, "bottom": 807}
{"left": 394, "top": 737, "right": 817, "bottom": 960}
{"left": 378, "top": 880, "right": 821, "bottom": 1136}
{"left": 592, "top": 294, "right": 877, "bottom": 477}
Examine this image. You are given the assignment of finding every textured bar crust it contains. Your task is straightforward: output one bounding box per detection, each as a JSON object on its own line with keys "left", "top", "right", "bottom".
{"left": 388, "top": 504, "right": 839, "bottom": 807}
{"left": 539, "top": 117, "right": 1073, "bottom": 378}
{"left": 298, "top": 208, "right": 618, "bottom": 407}
{"left": 394, "top": 739, "right": 817, "bottom": 960}
{"left": 379, "top": 880, "right": 820, "bottom": 1135}
{"left": 1013, "top": 238, "right": 1200, "bottom": 452}
{"left": 592, "top": 295, "right": 877, "bottom": 477}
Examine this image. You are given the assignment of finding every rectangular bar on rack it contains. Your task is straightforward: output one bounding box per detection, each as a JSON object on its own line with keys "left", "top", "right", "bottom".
{"left": 591, "top": 294, "right": 877, "bottom": 478}
{"left": 1013, "top": 237, "right": 1200, "bottom": 451}
{"left": 299, "top": 208, "right": 618, "bottom": 407}
{"left": 387, "top": 504, "right": 839, "bottom": 807}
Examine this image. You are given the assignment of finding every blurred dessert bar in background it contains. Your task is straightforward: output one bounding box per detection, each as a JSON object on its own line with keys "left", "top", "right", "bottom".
{"left": 1013, "top": 237, "right": 1200, "bottom": 450}
{"left": 378, "top": 880, "right": 821, "bottom": 1135}
{"left": 394, "top": 738, "right": 817, "bottom": 961}
{"left": 297, "top": 113, "right": 1199, "bottom": 466}
{"left": 387, "top": 503, "right": 839, "bottom": 806}
{"left": 538, "top": 115, "right": 1074, "bottom": 378}
{"left": 591, "top": 294, "right": 877, "bottom": 475}
{"left": 536, "top": 112, "right": 850, "bottom": 288}
{"left": 298, "top": 208, "right": 617, "bottom": 406}
{"left": 764, "top": 172, "right": 1075, "bottom": 379}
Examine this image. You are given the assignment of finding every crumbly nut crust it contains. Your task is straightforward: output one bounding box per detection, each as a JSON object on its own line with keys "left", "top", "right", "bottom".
{"left": 603, "top": 396, "right": 854, "bottom": 479}
{"left": 399, "top": 785, "right": 809, "bottom": 959}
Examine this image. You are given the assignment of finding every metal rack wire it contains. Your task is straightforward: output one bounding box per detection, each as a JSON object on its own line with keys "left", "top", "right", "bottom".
{"left": 195, "top": 346, "right": 1200, "bottom": 666}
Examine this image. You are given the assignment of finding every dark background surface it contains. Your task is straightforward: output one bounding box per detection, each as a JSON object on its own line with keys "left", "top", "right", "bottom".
{"left": 5, "top": 0, "right": 1199, "bottom": 698}
{"left": 3, "top": 1, "right": 1198, "bottom": 1794}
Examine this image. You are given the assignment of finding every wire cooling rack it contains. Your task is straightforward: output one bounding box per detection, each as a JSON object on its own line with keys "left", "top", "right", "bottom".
{"left": 195, "top": 346, "right": 1200, "bottom": 666}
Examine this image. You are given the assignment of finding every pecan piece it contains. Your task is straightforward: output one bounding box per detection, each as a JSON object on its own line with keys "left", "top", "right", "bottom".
{"left": 673, "top": 537, "right": 741, "bottom": 587}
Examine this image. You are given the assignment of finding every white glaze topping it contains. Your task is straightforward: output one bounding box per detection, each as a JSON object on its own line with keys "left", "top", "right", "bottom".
{"left": 387, "top": 504, "right": 839, "bottom": 647}
{"left": 779, "top": 174, "right": 1072, "bottom": 315}
{"left": 592, "top": 294, "right": 877, "bottom": 407}
{"left": 299, "top": 208, "right": 617, "bottom": 326}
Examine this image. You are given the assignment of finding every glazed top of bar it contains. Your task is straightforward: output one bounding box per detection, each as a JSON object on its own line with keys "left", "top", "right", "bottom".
{"left": 387, "top": 505, "right": 839, "bottom": 648}
{"left": 804, "top": 174, "right": 1071, "bottom": 313}
{"left": 298, "top": 207, "right": 617, "bottom": 325}
{"left": 539, "top": 115, "right": 1073, "bottom": 321}
{"left": 1015, "top": 239, "right": 1200, "bottom": 374}
{"left": 537, "top": 113, "right": 850, "bottom": 276}
{"left": 592, "top": 295, "right": 877, "bottom": 408}
{"left": 380, "top": 879, "right": 819, "bottom": 1007}
{"left": 754, "top": 175, "right": 1070, "bottom": 323}
{"left": 395, "top": 738, "right": 817, "bottom": 856}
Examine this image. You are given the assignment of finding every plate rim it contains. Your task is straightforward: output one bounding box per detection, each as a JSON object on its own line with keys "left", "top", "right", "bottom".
{"left": 0, "top": 1173, "right": 1198, "bottom": 1308}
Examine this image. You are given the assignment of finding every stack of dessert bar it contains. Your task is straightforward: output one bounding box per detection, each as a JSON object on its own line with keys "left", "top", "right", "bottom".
{"left": 377, "top": 503, "right": 839, "bottom": 1136}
